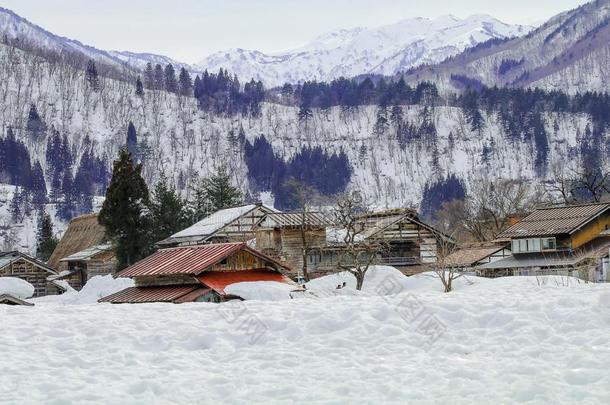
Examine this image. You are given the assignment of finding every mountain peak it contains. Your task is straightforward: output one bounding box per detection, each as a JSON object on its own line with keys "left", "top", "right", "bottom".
{"left": 195, "top": 15, "right": 532, "bottom": 86}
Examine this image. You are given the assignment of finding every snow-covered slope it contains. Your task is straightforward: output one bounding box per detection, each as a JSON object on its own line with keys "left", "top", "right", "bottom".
{"left": 4, "top": 275, "right": 610, "bottom": 402}
{"left": 404, "top": 0, "right": 610, "bottom": 94}
{"left": 0, "top": 7, "right": 187, "bottom": 75}
{"left": 0, "top": 6, "right": 135, "bottom": 72}
{"left": 196, "top": 15, "right": 531, "bottom": 86}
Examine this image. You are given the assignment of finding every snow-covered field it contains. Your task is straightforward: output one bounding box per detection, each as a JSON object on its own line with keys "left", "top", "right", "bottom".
{"left": 2, "top": 270, "right": 610, "bottom": 404}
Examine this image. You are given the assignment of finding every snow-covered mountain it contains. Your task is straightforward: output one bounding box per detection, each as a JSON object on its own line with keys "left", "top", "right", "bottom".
{"left": 403, "top": 0, "right": 610, "bottom": 94}
{"left": 196, "top": 15, "right": 532, "bottom": 86}
{"left": 0, "top": 6, "right": 185, "bottom": 75}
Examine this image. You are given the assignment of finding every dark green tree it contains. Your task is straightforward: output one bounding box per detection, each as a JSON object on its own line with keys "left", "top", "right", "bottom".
{"left": 149, "top": 174, "right": 189, "bottom": 243}
{"left": 164, "top": 64, "right": 178, "bottom": 93}
{"left": 86, "top": 59, "right": 100, "bottom": 91}
{"left": 135, "top": 76, "right": 144, "bottom": 97}
{"left": 26, "top": 104, "right": 47, "bottom": 141}
{"left": 189, "top": 166, "right": 242, "bottom": 222}
{"left": 178, "top": 67, "right": 192, "bottom": 96}
{"left": 36, "top": 208, "right": 58, "bottom": 261}
{"left": 98, "top": 147, "right": 151, "bottom": 269}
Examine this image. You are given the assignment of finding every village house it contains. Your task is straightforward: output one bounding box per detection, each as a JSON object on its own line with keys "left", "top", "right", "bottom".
{"left": 255, "top": 212, "right": 331, "bottom": 279}
{"left": 443, "top": 242, "right": 512, "bottom": 273}
{"left": 47, "top": 213, "right": 118, "bottom": 290}
{"left": 307, "top": 209, "right": 453, "bottom": 278}
{"left": 99, "top": 242, "right": 297, "bottom": 304}
{"left": 476, "top": 202, "right": 610, "bottom": 282}
{"left": 157, "top": 203, "right": 278, "bottom": 247}
{"left": 0, "top": 251, "right": 64, "bottom": 297}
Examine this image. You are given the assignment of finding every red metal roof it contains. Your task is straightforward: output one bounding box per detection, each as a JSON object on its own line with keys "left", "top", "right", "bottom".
{"left": 118, "top": 243, "right": 246, "bottom": 277}
{"left": 198, "top": 270, "right": 294, "bottom": 295}
{"left": 99, "top": 285, "right": 200, "bottom": 303}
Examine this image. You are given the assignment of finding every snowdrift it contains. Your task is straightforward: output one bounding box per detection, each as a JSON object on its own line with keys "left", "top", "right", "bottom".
{"left": 0, "top": 277, "right": 35, "bottom": 299}
{"left": 33, "top": 275, "right": 134, "bottom": 305}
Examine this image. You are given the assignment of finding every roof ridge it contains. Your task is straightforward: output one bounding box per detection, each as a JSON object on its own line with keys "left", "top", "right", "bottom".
{"left": 159, "top": 242, "right": 245, "bottom": 252}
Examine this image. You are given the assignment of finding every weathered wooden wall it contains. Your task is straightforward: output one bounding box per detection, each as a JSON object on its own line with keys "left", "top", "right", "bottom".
{"left": 0, "top": 259, "right": 59, "bottom": 297}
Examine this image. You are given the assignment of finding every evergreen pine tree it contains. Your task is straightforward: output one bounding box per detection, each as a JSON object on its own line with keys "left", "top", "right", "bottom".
{"left": 153, "top": 64, "right": 164, "bottom": 90}
{"left": 164, "top": 64, "right": 177, "bottom": 93}
{"left": 135, "top": 76, "right": 144, "bottom": 97}
{"left": 189, "top": 166, "right": 242, "bottom": 222}
{"left": 149, "top": 174, "right": 189, "bottom": 243}
{"left": 98, "top": 147, "right": 151, "bottom": 269}
{"left": 36, "top": 208, "right": 58, "bottom": 261}
{"left": 178, "top": 67, "right": 192, "bottom": 96}
{"left": 30, "top": 161, "right": 48, "bottom": 205}
{"left": 126, "top": 122, "right": 138, "bottom": 160}
{"left": 26, "top": 104, "right": 47, "bottom": 141}
{"left": 144, "top": 63, "right": 154, "bottom": 88}
{"left": 86, "top": 59, "right": 100, "bottom": 91}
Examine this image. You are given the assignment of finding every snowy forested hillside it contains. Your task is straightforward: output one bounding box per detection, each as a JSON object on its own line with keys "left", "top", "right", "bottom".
{"left": 0, "top": 36, "right": 601, "bottom": 253}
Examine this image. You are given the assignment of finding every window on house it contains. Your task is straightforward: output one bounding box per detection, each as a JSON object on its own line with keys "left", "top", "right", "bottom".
{"left": 542, "top": 237, "right": 556, "bottom": 250}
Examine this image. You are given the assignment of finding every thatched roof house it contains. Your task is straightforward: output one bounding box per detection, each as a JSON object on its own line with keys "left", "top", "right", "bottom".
{"left": 47, "top": 214, "right": 117, "bottom": 290}
{"left": 48, "top": 214, "right": 107, "bottom": 269}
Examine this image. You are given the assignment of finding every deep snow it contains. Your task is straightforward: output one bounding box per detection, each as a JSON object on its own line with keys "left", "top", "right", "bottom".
{"left": 0, "top": 277, "right": 34, "bottom": 298}
{"left": 2, "top": 271, "right": 610, "bottom": 404}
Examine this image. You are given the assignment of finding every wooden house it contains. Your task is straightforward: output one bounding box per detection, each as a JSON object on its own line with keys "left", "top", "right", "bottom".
{"left": 476, "top": 202, "right": 610, "bottom": 281}
{"left": 308, "top": 209, "right": 453, "bottom": 277}
{"left": 0, "top": 251, "right": 63, "bottom": 297}
{"left": 255, "top": 212, "right": 331, "bottom": 278}
{"left": 157, "top": 203, "right": 278, "bottom": 247}
{"left": 47, "top": 213, "right": 117, "bottom": 290}
{"left": 99, "top": 242, "right": 297, "bottom": 304}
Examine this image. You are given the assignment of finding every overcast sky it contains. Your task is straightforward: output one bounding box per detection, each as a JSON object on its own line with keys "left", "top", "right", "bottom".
{"left": 1, "top": 0, "right": 591, "bottom": 63}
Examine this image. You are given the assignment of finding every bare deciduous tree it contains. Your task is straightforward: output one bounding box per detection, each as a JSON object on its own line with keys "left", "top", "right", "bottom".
{"left": 435, "top": 179, "right": 543, "bottom": 242}
{"left": 430, "top": 231, "right": 461, "bottom": 293}
{"left": 546, "top": 165, "right": 610, "bottom": 204}
{"left": 332, "top": 191, "right": 384, "bottom": 290}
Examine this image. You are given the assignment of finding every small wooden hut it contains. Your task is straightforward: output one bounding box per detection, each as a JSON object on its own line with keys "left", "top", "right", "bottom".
{"left": 0, "top": 251, "right": 63, "bottom": 297}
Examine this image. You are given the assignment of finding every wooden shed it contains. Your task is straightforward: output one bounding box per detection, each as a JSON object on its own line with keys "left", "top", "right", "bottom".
{"left": 0, "top": 251, "right": 63, "bottom": 297}
{"left": 100, "top": 242, "right": 297, "bottom": 304}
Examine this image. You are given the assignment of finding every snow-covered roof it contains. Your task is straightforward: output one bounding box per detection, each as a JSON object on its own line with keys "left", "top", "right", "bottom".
{"left": 0, "top": 251, "right": 57, "bottom": 274}
{"left": 59, "top": 244, "right": 113, "bottom": 262}
{"left": 172, "top": 205, "right": 260, "bottom": 238}
{"left": 160, "top": 204, "right": 279, "bottom": 245}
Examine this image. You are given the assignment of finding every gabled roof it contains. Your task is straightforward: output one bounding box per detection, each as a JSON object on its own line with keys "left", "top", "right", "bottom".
{"left": 47, "top": 213, "right": 108, "bottom": 269}
{"left": 497, "top": 202, "right": 610, "bottom": 239}
{"left": 0, "top": 294, "right": 34, "bottom": 306}
{"left": 257, "top": 212, "right": 331, "bottom": 228}
{"left": 444, "top": 244, "right": 508, "bottom": 267}
{"left": 362, "top": 211, "right": 453, "bottom": 242}
{"left": 59, "top": 244, "right": 113, "bottom": 262}
{"left": 158, "top": 203, "right": 279, "bottom": 246}
{"left": 0, "top": 251, "right": 57, "bottom": 275}
{"left": 118, "top": 242, "right": 290, "bottom": 278}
